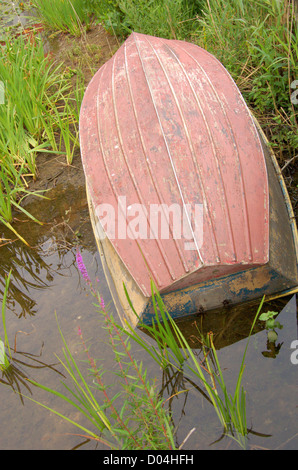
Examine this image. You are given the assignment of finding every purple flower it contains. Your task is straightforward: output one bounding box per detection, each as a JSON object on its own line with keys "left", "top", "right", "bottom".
{"left": 100, "top": 296, "right": 105, "bottom": 310}
{"left": 76, "top": 249, "right": 91, "bottom": 285}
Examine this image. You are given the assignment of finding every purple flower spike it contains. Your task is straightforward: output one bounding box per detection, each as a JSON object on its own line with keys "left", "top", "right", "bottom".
{"left": 100, "top": 296, "right": 105, "bottom": 310}
{"left": 76, "top": 248, "right": 91, "bottom": 285}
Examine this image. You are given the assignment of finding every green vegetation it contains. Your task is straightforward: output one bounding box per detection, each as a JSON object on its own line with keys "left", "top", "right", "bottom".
{"left": 194, "top": 0, "right": 298, "bottom": 157}
{"left": 124, "top": 281, "right": 266, "bottom": 449}
{"left": 259, "top": 310, "right": 282, "bottom": 331}
{"left": 259, "top": 309, "right": 283, "bottom": 344}
{"left": 25, "top": 251, "right": 267, "bottom": 450}
{"left": 0, "top": 31, "right": 83, "bottom": 243}
{"left": 32, "top": 0, "right": 92, "bottom": 37}
{"left": 0, "top": 270, "right": 12, "bottom": 372}
{"left": 87, "top": 0, "right": 203, "bottom": 39}
{"left": 27, "top": 307, "right": 177, "bottom": 450}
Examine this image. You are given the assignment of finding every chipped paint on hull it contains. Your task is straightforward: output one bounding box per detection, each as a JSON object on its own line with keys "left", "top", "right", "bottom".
{"left": 86, "top": 122, "right": 298, "bottom": 329}
{"left": 81, "top": 33, "right": 298, "bottom": 329}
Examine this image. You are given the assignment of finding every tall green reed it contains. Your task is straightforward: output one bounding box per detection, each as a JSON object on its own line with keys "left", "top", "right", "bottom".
{"left": 0, "top": 32, "right": 83, "bottom": 242}
{"left": 26, "top": 250, "right": 265, "bottom": 449}
{"left": 124, "top": 280, "right": 265, "bottom": 449}
{"left": 25, "top": 250, "right": 177, "bottom": 450}
{"left": 32, "top": 0, "right": 92, "bottom": 37}
{"left": 0, "top": 35, "right": 68, "bottom": 142}
{"left": 0, "top": 270, "right": 12, "bottom": 371}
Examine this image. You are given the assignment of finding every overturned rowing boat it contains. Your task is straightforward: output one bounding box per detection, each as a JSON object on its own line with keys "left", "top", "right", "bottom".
{"left": 79, "top": 32, "right": 298, "bottom": 328}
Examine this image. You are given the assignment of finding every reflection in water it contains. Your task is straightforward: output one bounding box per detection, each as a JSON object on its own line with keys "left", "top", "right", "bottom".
{"left": 175, "top": 295, "right": 296, "bottom": 351}
{"left": 0, "top": 182, "right": 95, "bottom": 319}
{"left": 0, "top": 187, "right": 83, "bottom": 402}
{"left": 155, "top": 294, "right": 297, "bottom": 449}
{"left": 1, "top": 344, "right": 64, "bottom": 405}
{"left": 0, "top": 241, "right": 64, "bottom": 318}
{"left": 157, "top": 327, "right": 273, "bottom": 449}
{"left": 0, "top": 180, "right": 113, "bottom": 449}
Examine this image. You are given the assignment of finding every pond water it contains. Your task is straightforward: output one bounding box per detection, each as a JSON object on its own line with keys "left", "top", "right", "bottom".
{"left": 1, "top": 0, "right": 297, "bottom": 451}
{"left": 0, "top": 170, "right": 297, "bottom": 450}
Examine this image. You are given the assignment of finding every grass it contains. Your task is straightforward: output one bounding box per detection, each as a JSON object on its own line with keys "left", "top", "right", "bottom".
{"left": 32, "top": 0, "right": 92, "bottom": 37}
{"left": 0, "top": 269, "right": 12, "bottom": 371}
{"left": 0, "top": 167, "right": 47, "bottom": 246}
{"left": 92, "top": 0, "right": 203, "bottom": 39}
{"left": 23, "top": 251, "right": 268, "bottom": 449}
{"left": 194, "top": 0, "right": 298, "bottom": 159}
{"left": 124, "top": 280, "right": 266, "bottom": 449}
{"left": 117, "top": 0, "right": 194, "bottom": 38}
{"left": 0, "top": 31, "right": 83, "bottom": 243}
{"left": 26, "top": 301, "right": 177, "bottom": 449}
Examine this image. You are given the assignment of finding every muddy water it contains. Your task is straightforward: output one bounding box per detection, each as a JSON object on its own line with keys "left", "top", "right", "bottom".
{"left": 0, "top": 172, "right": 297, "bottom": 449}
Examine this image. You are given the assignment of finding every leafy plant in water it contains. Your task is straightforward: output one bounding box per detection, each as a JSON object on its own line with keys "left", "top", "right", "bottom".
{"left": 259, "top": 310, "right": 283, "bottom": 344}
{"left": 259, "top": 310, "right": 282, "bottom": 331}
{"left": 0, "top": 166, "right": 49, "bottom": 246}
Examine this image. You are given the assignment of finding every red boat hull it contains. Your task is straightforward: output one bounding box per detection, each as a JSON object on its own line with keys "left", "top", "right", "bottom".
{"left": 80, "top": 33, "right": 297, "bottom": 326}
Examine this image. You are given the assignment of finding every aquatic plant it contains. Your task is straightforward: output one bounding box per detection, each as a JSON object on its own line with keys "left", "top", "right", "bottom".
{"left": 25, "top": 249, "right": 267, "bottom": 449}
{"left": 259, "top": 309, "right": 283, "bottom": 345}
{"left": 0, "top": 270, "right": 12, "bottom": 371}
{"left": 0, "top": 167, "right": 49, "bottom": 246}
{"left": 76, "top": 247, "right": 92, "bottom": 285}
{"left": 25, "top": 249, "right": 177, "bottom": 450}
{"left": 124, "top": 281, "right": 266, "bottom": 449}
